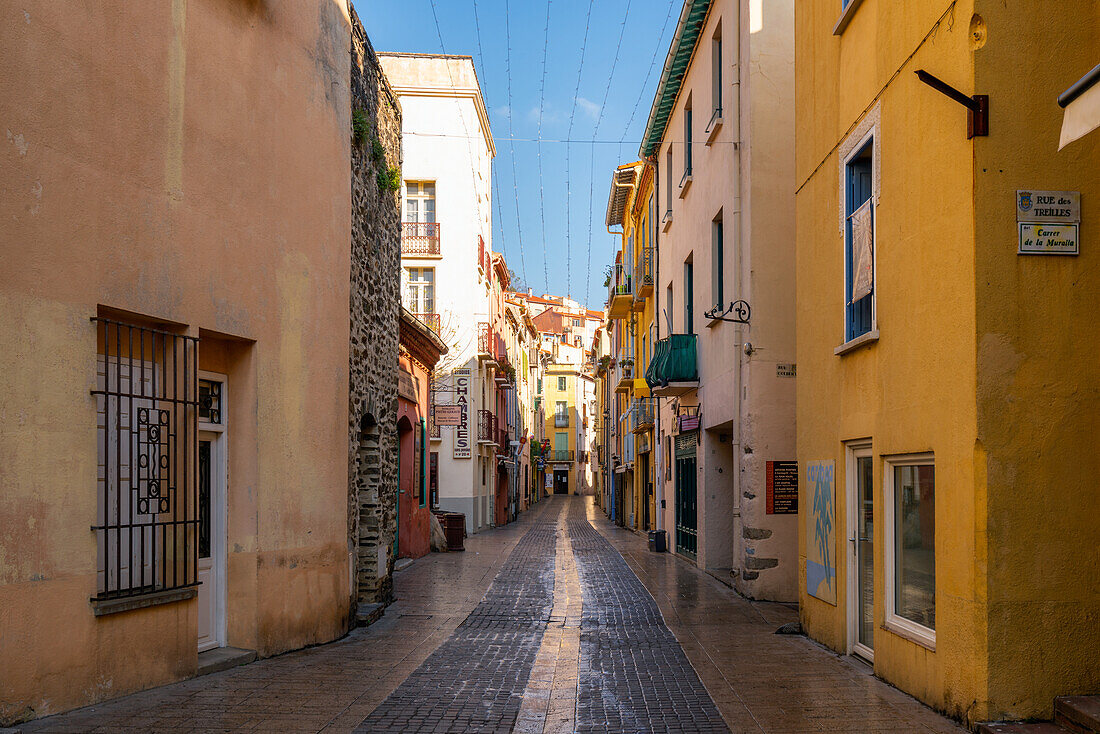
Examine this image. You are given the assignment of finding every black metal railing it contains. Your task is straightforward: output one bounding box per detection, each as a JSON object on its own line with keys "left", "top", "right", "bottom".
{"left": 91, "top": 317, "right": 200, "bottom": 601}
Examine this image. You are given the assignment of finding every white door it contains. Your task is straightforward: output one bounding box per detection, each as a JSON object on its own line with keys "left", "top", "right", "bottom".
{"left": 197, "top": 431, "right": 226, "bottom": 652}
{"left": 846, "top": 441, "right": 874, "bottom": 661}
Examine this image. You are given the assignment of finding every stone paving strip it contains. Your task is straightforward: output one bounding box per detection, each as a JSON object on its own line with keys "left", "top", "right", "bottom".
{"left": 514, "top": 503, "right": 583, "bottom": 734}
{"left": 568, "top": 503, "right": 730, "bottom": 734}
{"left": 355, "top": 506, "right": 558, "bottom": 733}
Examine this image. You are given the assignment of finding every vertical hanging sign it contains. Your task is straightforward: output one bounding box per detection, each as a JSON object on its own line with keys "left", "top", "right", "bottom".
{"left": 453, "top": 369, "right": 471, "bottom": 459}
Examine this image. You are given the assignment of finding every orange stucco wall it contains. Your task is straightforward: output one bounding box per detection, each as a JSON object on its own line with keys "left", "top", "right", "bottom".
{"left": 0, "top": 0, "right": 355, "bottom": 723}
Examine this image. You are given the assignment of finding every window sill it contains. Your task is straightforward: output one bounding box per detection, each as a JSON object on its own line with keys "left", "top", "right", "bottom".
{"left": 91, "top": 586, "right": 197, "bottom": 617}
{"left": 884, "top": 616, "right": 936, "bottom": 652}
{"left": 706, "top": 116, "right": 723, "bottom": 145}
{"left": 833, "top": 0, "right": 865, "bottom": 35}
{"left": 662, "top": 210, "right": 674, "bottom": 233}
{"left": 678, "top": 175, "right": 693, "bottom": 199}
{"left": 834, "top": 329, "right": 879, "bottom": 356}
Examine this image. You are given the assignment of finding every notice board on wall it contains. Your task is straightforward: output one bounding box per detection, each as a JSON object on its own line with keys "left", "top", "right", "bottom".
{"left": 766, "top": 461, "right": 798, "bottom": 514}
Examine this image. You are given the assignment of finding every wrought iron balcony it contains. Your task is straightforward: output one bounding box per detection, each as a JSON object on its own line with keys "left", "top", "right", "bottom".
{"left": 412, "top": 312, "right": 440, "bottom": 333}
{"left": 478, "top": 409, "right": 497, "bottom": 443}
{"left": 548, "top": 449, "right": 574, "bottom": 462}
{"left": 554, "top": 412, "right": 569, "bottom": 428}
{"left": 401, "top": 221, "right": 441, "bottom": 256}
{"left": 631, "top": 398, "right": 655, "bottom": 434}
{"left": 607, "top": 262, "right": 633, "bottom": 319}
{"left": 634, "top": 246, "right": 653, "bottom": 300}
{"left": 615, "top": 361, "right": 634, "bottom": 394}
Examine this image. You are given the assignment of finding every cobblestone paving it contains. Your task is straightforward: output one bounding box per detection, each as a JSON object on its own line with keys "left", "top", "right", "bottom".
{"left": 355, "top": 510, "right": 558, "bottom": 733}
{"left": 568, "top": 511, "right": 729, "bottom": 733}
{"left": 18, "top": 495, "right": 967, "bottom": 734}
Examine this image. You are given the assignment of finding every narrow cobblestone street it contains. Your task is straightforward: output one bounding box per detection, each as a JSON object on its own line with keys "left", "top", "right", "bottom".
{"left": 21, "top": 497, "right": 965, "bottom": 734}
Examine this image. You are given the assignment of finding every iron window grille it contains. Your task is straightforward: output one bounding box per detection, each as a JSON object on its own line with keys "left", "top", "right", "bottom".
{"left": 199, "top": 378, "right": 222, "bottom": 424}
{"left": 91, "top": 317, "right": 200, "bottom": 602}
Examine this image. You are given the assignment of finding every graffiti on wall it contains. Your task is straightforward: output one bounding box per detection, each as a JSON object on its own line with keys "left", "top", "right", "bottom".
{"left": 805, "top": 460, "right": 837, "bottom": 605}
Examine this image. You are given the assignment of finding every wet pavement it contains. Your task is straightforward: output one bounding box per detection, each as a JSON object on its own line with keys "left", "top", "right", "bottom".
{"left": 20, "top": 495, "right": 965, "bottom": 733}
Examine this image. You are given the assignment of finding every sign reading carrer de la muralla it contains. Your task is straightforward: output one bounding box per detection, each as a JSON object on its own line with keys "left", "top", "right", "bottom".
{"left": 1017, "top": 190, "right": 1080, "bottom": 255}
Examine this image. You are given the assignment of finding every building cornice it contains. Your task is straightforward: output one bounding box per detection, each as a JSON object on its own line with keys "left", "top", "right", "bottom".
{"left": 388, "top": 84, "right": 496, "bottom": 158}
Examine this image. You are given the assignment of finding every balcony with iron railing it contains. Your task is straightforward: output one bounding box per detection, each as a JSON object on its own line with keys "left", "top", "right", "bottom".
{"left": 477, "top": 322, "right": 496, "bottom": 365}
{"left": 411, "top": 312, "right": 440, "bottom": 333}
{"left": 478, "top": 409, "right": 497, "bottom": 443}
{"left": 607, "top": 262, "right": 633, "bottom": 319}
{"left": 548, "top": 449, "right": 574, "bottom": 463}
{"left": 634, "top": 246, "right": 653, "bottom": 300}
{"left": 631, "top": 397, "right": 655, "bottom": 434}
{"left": 401, "top": 222, "right": 441, "bottom": 257}
{"left": 615, "top": 360, "right": 634, "bottom": 394}
{"left": 554, "top": 411, "right": 569, "bottom": 428}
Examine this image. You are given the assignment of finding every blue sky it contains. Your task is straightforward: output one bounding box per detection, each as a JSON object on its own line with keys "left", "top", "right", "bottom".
{"left": 355, "top": 0, "right": 678, "bottom": 311}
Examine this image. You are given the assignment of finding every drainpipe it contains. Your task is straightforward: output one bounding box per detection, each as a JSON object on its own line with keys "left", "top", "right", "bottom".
{"left": 730, "top": 3, "right": 745, "bottom": 579}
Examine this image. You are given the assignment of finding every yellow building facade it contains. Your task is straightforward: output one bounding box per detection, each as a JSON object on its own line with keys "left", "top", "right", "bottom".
{"left": 796, "top": 0, "right": 1099, "bottom": 725}
{"left": 605, "top": 162, "right": 659, "bottom": 531}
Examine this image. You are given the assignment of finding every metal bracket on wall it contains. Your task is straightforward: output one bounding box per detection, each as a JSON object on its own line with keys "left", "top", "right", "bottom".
{"left": 915, "top": 69, "right": 988, "bottom": 139}
{"left": 704, "top": 299, "right": 751, "bottom": 325}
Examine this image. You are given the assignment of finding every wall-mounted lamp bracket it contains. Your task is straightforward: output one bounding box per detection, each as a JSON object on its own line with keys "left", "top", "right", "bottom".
{"left": 916, "top": 69, "right": 988, "bottom": 138}
{"left": 704, "top": 299, "right": 751, "bottom": 324}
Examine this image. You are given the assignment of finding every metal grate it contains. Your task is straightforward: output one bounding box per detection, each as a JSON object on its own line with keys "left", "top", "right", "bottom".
{"left": 91, "top": 317, "right": 199, "bottom": 601}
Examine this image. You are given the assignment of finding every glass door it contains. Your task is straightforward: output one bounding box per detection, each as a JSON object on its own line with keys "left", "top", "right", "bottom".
{"left": 847, "top": 442, "right": 874, "bottom": 661}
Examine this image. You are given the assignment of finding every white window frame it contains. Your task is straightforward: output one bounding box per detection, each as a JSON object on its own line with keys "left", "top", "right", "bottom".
{"left": 883, "top": 451, "right": 936, "bottom": 651}
{"left": 844, "top": 439, "right": 873, "bottom": 662}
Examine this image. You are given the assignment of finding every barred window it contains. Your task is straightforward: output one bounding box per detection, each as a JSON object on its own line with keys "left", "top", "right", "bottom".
{"left": 92, "top": 317, "right": 199, "bottom": 603}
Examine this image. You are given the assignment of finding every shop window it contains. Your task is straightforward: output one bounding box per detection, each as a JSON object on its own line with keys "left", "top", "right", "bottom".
{"left": 885, "top": 454, "right": 936, "bottom": 648}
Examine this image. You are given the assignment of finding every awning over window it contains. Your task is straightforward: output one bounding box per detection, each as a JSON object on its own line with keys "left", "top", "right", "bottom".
{"left": 1058, "top": 63, "right": 1100, "bottom": 150}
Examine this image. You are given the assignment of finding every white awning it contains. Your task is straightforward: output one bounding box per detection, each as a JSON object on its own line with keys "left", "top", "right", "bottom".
{"left": 1059, "top": 63, "right": 1100, "bottom": 150}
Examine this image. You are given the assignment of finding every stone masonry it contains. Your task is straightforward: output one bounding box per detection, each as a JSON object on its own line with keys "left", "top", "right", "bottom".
{"left": 348, "top": 8, "right": 402, "bottom": 625}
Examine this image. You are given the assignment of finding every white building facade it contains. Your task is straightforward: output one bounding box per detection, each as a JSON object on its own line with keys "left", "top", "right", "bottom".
{"left": 378, "top": 53, "right": 501, "bottom": 534}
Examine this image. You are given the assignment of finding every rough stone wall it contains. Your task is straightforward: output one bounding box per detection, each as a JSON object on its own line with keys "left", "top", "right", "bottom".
{"left": 348, "top": 7, "right": 401, "bottom": 623}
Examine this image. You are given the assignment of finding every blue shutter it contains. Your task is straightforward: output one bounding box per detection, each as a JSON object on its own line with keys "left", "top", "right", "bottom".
{"left": 845, "top": 147, "right": 874, "bottom": 341}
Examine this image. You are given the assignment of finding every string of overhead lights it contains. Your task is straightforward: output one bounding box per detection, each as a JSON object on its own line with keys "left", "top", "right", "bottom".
{"left": 536, "top": 0, "right": 552, "bottom": 293}
{"left": 586, "top": 0, "right": 633, "bottom": 308}
{"left": 502, "top": 0, "right": 529, "bottom": 286}
{"left": 428, "top": 0, "right": 491, "bottom": 286}
{"left": 620, "top": 0, "right": 677, "bottom": 149}
{"left": 564, "top": 0, "right": 596, "bottom": 301}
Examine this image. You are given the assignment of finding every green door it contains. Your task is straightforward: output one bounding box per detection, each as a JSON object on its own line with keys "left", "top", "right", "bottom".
{"left": 675, "top": 432, "right": 698, "bottom": 557}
